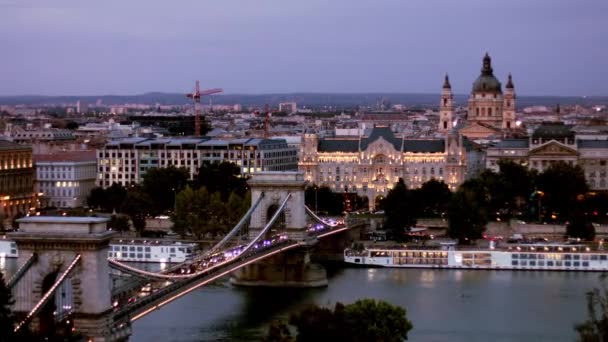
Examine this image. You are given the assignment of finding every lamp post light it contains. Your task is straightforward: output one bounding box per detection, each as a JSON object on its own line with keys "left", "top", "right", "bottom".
{"left": 536, "top": 190, "right": 545, "bottom": 223}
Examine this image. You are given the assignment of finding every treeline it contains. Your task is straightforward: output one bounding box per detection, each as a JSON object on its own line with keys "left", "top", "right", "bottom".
{"left": 87, "top": 162, "right": 249, "bottom": 237}
{"left": 382, "top": 160, "right": 608, "bottom": 243}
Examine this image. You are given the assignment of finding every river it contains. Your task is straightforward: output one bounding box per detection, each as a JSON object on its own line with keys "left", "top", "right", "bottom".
{"left": 1, "top": 259, "right": 599, "bottom": 341}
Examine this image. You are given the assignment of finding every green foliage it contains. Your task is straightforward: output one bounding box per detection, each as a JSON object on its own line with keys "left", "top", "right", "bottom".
{"left": 447, "top": 178, "right": 489, "bottom": 244}
{"left": 342, "top": 299, "right": 413, "bottom": 342}
{"left": 120, "top": 189, "right": 153, "bottom": 235}
{"left": 87, "top": 183, "right": 127, "bottom": 212}
{"left": 304, "top": 185, "right": 344, "bottom": 215}
{"left": 413, "top": 179, "right": 452, "bottom": 218}
{"left": 384, "top": 178, "right": 416, "bottom": 240}
{"left": 0, "top": 271, "right": 16, "bottom": 341}
{"left": 172, "top": 186, "right": 211, "bottom": 238}
{"left": 263, "top": 321, "right": 293, "bottom": 342}
{"left": 269, "top": 299, "right": 413, "bottom": 342}
{"left": 109, "top": 215, "right": 130, "bottom": 232}
{"left": 194, "top": 162, "right": 248, "bottom": 201}
{"left": 575, "top": 274, "right": 608, "bottom": 341}
{"left": 567, "top": 216, "right": 596, "bottom": 241}
{"left": 172, "top": 186, "right": 248, "bottom": 238}
{"left": 141, "top": 166, "right": 189, "bottom": 214}
{"left": 536, "top": 162, "right": 588, "bottom": 222}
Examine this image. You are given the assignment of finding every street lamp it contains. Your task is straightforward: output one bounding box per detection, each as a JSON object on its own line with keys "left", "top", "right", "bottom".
{"left": 172, "top": 188, "right": 176, "bottom": 213}
{"left": 533, "top": 190, "right": 545, "bottom": 223}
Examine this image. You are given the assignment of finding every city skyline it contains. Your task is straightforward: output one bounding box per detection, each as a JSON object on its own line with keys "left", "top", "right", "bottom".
{"left": 1, "top": 0, "right": 607, "bottom": 96}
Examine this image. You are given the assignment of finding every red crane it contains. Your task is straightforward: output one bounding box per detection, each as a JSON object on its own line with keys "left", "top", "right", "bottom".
{"left": 263, "top": 104, "right": 274, "bottom": 138}
{"left": 186, "top": 80, "right": 223, "bottom": 137}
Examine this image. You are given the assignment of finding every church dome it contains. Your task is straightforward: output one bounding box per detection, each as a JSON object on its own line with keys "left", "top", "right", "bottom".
{"left": 471, "top": 53, "right": 502, "bottom": 94}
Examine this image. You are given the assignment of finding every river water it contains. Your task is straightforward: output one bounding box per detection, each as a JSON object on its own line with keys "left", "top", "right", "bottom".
{"left": 1, "top": 259, "right": 599, "bottom": 341}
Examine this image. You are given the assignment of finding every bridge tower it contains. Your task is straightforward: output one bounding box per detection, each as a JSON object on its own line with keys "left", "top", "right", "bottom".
{"left": 232, "top": 171, "right": 327, "bottom": 287}
{"left": 9, "top": 216, "right": 130, "bottom": 341}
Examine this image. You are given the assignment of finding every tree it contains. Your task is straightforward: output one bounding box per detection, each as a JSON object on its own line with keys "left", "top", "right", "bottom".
{"left": 414, "top": 179, "right": 451, "bottom": 218}
{"left": 567, "top": 216, "right": 596, "bottom": 241}
{"left": 342, "top": 299, "right": 413, "bottom": 342}
{"left": 106, "top": 183, "right": 128, "bottom": 213}
{"left": 141, "top": 167, "right": 189, "bottom": 214}
{"left": 0, "top": 271, "right": 15, "bottom": 341}
{"left": 172, "top": 186, "right": 211, "bottom": 239}
{"left": 575, "top": 274, "right": 608, "bottom": 341}
{"left": 274, "top": 299, "right": 413, "bottom": 342}
{"left": 87, "top": 187, "right": 106, "bottom": 210}
{"left": 109, "top": 215, "right": 130, "bottom": 232}
{"left": 304, "top": 185, "right": 344, "bottom": 215}
{"left": 226, "top": 191, "right": 250, "bottom": 228}
{"left": 447, "top": 179, "right": 489, "bottom": 244}
{"left": 121, "top": 189, "right": 154, "bottom": 236}
{"left": 194, "top": 162, "right": 248, "bottom": 201}
{"left": 383, "top": 179, "right": 416, "bottom": 241}
{"left": 496, "top": 160, "right": 535, "bottom": 209}
{"left": 536, "top": 162, "right": 588, "bottom": 223}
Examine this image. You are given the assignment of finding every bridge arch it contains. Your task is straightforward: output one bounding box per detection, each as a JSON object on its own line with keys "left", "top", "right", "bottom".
{"left": 248, "top": 171, "right": 307, "bottom": 240}
{"left": 9, "top": 216, "right": 130, "bottom": 341}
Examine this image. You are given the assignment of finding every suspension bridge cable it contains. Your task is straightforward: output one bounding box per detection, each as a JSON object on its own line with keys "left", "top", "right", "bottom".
{"left": 7, "top": 252, "right": 37, "bottom": 289}
{"left": 241, "top": 193, "right": 291, "bottom": 255}
{"left": 14, "top": 254, "right": 81, "bottom": 333}
{"left": 206, "top": 192, "right": 265, "bottom": 255}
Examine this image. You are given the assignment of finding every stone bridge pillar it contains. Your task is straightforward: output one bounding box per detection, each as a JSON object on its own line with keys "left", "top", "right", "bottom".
{"left": 9, "top": 216, "right": 131, "bottom": 341}
{"left": 248, "top": 171, "right": 307, "bottom": 240}
{"left": 232, "top": 171, "right": 327, "bottom": 287}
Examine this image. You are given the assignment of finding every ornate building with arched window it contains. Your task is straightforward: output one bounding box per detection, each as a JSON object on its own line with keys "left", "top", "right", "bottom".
{"left": 299, "top": 126, "right": 467, "bottom": 210}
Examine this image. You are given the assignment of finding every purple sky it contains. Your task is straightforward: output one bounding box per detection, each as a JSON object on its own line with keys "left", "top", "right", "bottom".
{"left": 1, "top": 0, "right": 607, "bottom": 96}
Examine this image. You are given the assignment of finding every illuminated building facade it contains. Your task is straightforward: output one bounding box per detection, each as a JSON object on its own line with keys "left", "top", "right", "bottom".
{"left": 299, "top": 126, "right": 466, "bottom": 210}
{"left": 0, "top": 141, "right": 35, "bottom": 224}
{"left": 34, "top": 151, "right": 97, "bottom": 208}
{"left": 97, "top": 137, "right": 297, "bottom": 188}
{"left": 486, "top": 123, "right": 608, "bottom": 191}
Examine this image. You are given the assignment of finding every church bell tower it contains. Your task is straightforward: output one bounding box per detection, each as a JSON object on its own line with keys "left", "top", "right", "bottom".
{"left": 439, "top": 74, "right": 454, "bottom": 134}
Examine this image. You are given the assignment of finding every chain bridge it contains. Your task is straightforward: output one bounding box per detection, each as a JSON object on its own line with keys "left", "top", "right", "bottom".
{"left": 7, "top": 172, "right": 364, "bottom": 341}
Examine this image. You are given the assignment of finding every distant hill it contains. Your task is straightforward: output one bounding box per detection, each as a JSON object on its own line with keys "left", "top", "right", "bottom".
{"left": 0, "top": 92, "right": 605, "bottom": 108}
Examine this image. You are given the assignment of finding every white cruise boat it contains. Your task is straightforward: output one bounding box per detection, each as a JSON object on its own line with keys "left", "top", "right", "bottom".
{"left": 0, "top": 237, "right": 18, "bottom": 258}
{"left": 108, "top": 239, "right": 197, "bottom": 263}
{"left": 344, "top": 242, "right": 608, "bottom": 271}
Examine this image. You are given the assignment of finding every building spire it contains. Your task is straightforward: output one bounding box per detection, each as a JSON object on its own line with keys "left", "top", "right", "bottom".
{"left": 443, "top": 73, "right": 451, "bottom": 89}
{"left": 506, "top": 73, "right": 514, "bottom": 89}
{"left": 481, "top": 52, "right": 493, "bottom": 75}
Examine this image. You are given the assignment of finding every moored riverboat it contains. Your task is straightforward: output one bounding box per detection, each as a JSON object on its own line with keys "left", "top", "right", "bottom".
{"left": 344, "top": 242, "right": 608, "bottom": 271}
{"left": 0, "top": 237, "right": 18, "bottom": 258}
{"left": 108, "top": 239, "right": 197, "bottom": 263}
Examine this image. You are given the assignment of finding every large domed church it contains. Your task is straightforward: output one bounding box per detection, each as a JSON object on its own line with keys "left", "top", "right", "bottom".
{"left": 439, "top": 53, "right": 516, "bottom": 138}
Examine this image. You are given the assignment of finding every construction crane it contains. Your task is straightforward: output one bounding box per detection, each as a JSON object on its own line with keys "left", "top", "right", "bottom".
{"left": 263, "top": 104, "right": 273, "bottom": 138}
{"left": 186, "top": 81, "right": 223, "bottom": 137}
